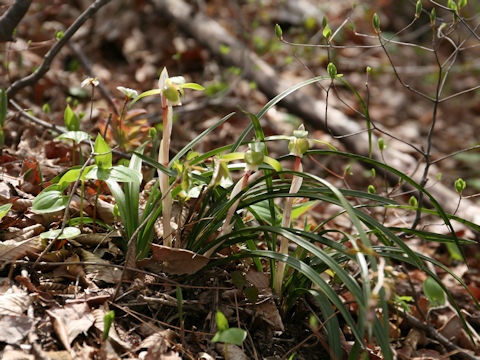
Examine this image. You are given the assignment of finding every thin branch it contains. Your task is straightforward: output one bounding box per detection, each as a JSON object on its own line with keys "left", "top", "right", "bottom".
{"left": 0, "top": 0, "right": 32, "bottom": 42}
{"left": 6, "top": 0, "right": 112, "bottom": 98}
{"left": 9, "top": 99, "right": 131, "bottom": 160}
{"left": 68, "top": 42, "right": 119, "bottom": 116}
{"left": 400, "top": 310, "right": 479, "bottom": 360}
{"left": 431, "top": 145, "right": 480, "bottom": 165}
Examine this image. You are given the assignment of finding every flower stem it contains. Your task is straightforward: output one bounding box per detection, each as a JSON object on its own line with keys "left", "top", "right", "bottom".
{"left": 204, "top": 170, "right": 251, "bottom": 258}
{"left": 274, "top": 156, "right": 303, "bottom": 296}
{"left": 160, "top": 95, "right": 173, "bottom": 247}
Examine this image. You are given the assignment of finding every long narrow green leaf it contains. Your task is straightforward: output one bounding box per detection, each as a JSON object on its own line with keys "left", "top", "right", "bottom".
{"left": 130, "top": 89, "right": 162, "bottom": 106}
{"left": 312, "top": 292, "right": 342, "bottom": 360}
{"left": 131, "top": 152, "right": 176, "bottom": 176}
{"left": 0, "top": 88, "right": 7, "bottom": 127}
{"left": 169, "top": 112, "right": 235, "bottom": 166}
{"left": 305, "top": 150, "right": 462, "bottom": 261}
{"left": 339, "top": 78, "right": 372, "bottom": 158}
{"left": 247, "top": 249, "right": 365, "bottom": 347}
{"left": 231, "top": 75, "right": 331, "bottom": 152}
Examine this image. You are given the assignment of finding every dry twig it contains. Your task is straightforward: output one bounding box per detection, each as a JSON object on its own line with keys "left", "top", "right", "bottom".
{"left": 6, "top": 0, "right": 112, "bottom": 98}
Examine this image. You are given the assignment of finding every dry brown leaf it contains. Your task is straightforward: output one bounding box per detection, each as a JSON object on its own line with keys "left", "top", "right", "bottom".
{"left": 411, "top": 349, "right": 443, "bottom": 360}
{"left": 438, "top": 312, "right": 480, "bottom": 350}
{"left": 43, "top": 350, "right": 73, "bottom": 360}
{"left": 46, "top": 302, "right": 95, "bottom": 352}
{"left": 245, "top": 269, "right": 284, "bottom": 332}
{"left": 0, "top": 224, "right": 44, "bottom": 241}
{"left": 140, "top": 244, "right": 209, "bottom": 275}
{"left": 73, "top": 233, "right": 113, "bottom": 247}
{"left": 0, "top": 236, "right": 44, "bottom": 269}
{"left": 0, "top": 287, "right": 32, "bottom": 316}
{"left": 255, "top": 299, "right": 284, "bottom": 332}
{"left": 396, "top": 328, "right": 426, "bottom": 360}
{"left": 0, "top": 315, "right": 33, "bottom": 344}
{"left": 78, "top": 248, "right": 122, "bottom": 283}
{"left": 137, "top": 329, "right": 178, "bottom": 360}
{"left": 1, "top": 346, "right": 35, "bottom": 360}
{"left": 198, "top": 353, "right": 215, "bottom": 360}
{"left": 245, "top": 269, "right": 269, "bottom": 291}
{"left": 95, "top": 198, "right": 116, "bottom": 225}
{"left": 92, "top": 305, "right": 130, "bottom": 351}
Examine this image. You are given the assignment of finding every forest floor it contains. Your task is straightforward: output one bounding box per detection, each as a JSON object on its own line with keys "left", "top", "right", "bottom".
{"left": 1, "top": 0, "right": 480, "bottom": 359}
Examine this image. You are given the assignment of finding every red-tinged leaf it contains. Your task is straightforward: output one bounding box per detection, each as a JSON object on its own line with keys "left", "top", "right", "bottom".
{"left": 467, "top": 285, "right": 480, "bottom": 300}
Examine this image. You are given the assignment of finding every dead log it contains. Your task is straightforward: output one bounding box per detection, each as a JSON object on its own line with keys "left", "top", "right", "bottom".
{"left": 152, "top": 0, "right": 480, "bottom": 227}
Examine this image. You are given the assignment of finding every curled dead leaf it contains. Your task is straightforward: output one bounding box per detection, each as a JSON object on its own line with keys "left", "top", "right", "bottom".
{"left": 137, "top": 244, "right": 209, "bottom": 275}
{"left": 46, "top": 302, "right": 95, "bottom": 352}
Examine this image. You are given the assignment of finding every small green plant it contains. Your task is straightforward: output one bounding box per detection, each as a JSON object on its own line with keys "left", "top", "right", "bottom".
{"left": 32, "top": 133, "right": 141, "bottom": 248}
{"left": 55, "top": 104, "right": 91, "bottom": 165}
{"left": 102, "top": 310, "right": 115, "bottom": 341}
{"left": 131, "top": 67, "right": 204, "bottom": 247}
{"left": 211, "top": 310, "right": 247, "bottom": 360}
{"left": 0, "top": 203, "right": 12, "bottom": 221}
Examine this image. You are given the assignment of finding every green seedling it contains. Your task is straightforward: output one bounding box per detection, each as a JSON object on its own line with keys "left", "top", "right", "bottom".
{"left": 56, "top": 105, "right": 91, "bottom": 166}
{"left": 103, "top": 310, "right": 115, "bottom": 341}
{"left": 0, "top": 203, "right": 12, "bottom": 221}
{"left": 32, "top": 134, "right": 141, "bottom": 248}
{"left": 211, "top": 310, "right": 247, "bottom": 360}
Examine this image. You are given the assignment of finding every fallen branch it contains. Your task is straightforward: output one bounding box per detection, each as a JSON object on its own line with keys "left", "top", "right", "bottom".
{"left": 6, "top": 0, "right": 112, "bottom": 98}
{"left": 152, "top": 0, "right": 480, "bottom": 226}
{"left": 0, "top": 0, "right": 32, "bottom": 43}
{"left": 401, "top": 310, "right": 478, "bottom": 360}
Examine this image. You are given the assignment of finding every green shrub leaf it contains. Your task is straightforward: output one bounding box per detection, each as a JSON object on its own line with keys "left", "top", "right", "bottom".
{"left": 56, "top": 130, "right": 91, "bottom": 144}
{"left": 215, "top": 311, "right": 229, "bottom": 332}
{"left": 94, "top": 135, "right": 112, "bottom": 169}
{"left": 0, "top": 203, "right": 12, "bottom": 220}
{"left": 64, "top": 105, "right": 80, "bottom": 131}
{"left": 212, "top": 328, "right": 247, "bottom": 346}
{"left": 32, "top": 190, "right": 69, "bottom": 214}
{"left": 423, "top": 276, "right": 446, "bottom": 307}
{"left": 40, "top": 227, "right": 81, "bottom": 240}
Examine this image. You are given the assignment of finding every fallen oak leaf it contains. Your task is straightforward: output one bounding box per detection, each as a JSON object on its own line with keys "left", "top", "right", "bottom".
{"left": 137, "top": 244, "right": 209, "bottom": 275}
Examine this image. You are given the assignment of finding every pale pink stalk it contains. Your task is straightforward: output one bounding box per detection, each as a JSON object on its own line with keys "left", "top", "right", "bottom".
{"left": 160, "top": 94, "right": 173, "bottom": 247}
{"left": 274, "top": 157, "right": 303, "bottom": 295}
{"left": 204, "top": 170, "right": 251, "bottom": 258}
